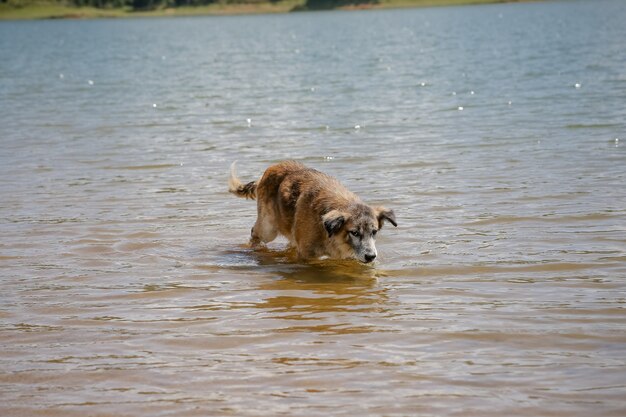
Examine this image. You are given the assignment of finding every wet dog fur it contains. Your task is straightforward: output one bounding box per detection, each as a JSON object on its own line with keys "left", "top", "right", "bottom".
{"left": 228, "top": 161, "right": 396, "bottom": 263}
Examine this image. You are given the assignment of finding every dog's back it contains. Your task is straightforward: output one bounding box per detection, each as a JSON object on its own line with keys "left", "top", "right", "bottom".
{"left": 257, "top": 161, "right": 356, "bottom": 239}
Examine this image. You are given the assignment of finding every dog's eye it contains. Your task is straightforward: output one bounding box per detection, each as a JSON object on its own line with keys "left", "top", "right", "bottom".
{"left": 350, "top": 230, "right": 360, "bottom": 238}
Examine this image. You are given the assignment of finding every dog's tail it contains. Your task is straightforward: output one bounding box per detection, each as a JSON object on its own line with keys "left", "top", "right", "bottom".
{"left": 228, "top": 162, "right": 257, "bottom": 200}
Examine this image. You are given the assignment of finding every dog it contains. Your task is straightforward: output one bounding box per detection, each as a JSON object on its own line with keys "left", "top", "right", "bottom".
{"left": 228, "top": 160, "right": 397, "bottom": 263}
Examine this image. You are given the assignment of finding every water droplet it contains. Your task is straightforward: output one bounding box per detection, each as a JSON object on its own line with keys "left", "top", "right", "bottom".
{"left": 59, "top": 73, "right": 64, "bottom": 79}
{"left": 324, "top": 156, "right": 334, "bottom": 160}
{"left": 508, "top": 101, "right": 512, "bottom": 106}
{"left": 574, "top": 82, "right": 581, "bottom": 89}
{"left": 152, "top": 103, "right": 157, "bottom": 108}
{"left": 470, "top": 90, "right": 475, "bottom": 95}
{"left": 88, "top": 80, "right": 94, "bottom": 85}
{"left": 419, "top": 82, "right": 427, "bottom": 87}
{"left": 354, "top": 124, "right": 361, "bottom": 129}
{"left": 458, "top": 106, "right": 464, "bottom": 111}
{"left": 310, "top": 87, "right": 316, "bottom": 92}
{"left": 246, "top": 118, "right": 252, "bottom": 127}
{"left": 452, "top": 91, "right": 456, "bottom": 96}
{"left": 161, "top": 56, "right": 166, "bottom": 60}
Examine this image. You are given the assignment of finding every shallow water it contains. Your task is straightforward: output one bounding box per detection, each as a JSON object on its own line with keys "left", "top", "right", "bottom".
{"left": 1, "top": 0, "right": 626, "bottom": 415}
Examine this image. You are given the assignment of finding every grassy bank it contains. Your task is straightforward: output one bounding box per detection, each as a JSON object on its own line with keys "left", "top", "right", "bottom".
{"left": 0, "top": 1, "right": 301, "bottom": 19}
{"left": 0, "top": 0, "right": 531, "bottom": 20}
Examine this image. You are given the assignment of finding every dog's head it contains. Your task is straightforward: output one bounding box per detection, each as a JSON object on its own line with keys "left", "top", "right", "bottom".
{"left": 322, "top": 204, "right": 397, "bottom": 263}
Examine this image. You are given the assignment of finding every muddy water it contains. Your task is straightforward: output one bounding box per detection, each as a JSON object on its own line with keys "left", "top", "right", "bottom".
{"left": 1, "top": 1, "right": 626, "bottom": 416}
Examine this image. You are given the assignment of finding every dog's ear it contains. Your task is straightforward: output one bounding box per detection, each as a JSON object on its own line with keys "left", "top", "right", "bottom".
{"left": 374, "top": 206, "right": 397, "bottom": 229}
{"left": 322, "top": 210, "right": 347, "bottom": 237}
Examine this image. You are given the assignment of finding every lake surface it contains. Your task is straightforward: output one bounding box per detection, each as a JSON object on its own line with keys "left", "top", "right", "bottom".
{"left": 1, "top": 0, "right": 626, "bottom": 415}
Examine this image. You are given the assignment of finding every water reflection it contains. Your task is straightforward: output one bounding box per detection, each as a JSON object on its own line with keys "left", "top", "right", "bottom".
{"left": 222, "top": 247, "right": 390, "bottom": 334}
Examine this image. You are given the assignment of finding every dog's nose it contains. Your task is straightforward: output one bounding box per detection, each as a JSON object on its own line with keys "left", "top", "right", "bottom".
{"left": 364, "top": 253, "right": 376, "bottom": 263}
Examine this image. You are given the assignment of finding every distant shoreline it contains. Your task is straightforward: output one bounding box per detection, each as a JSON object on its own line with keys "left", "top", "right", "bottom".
{"left": 0, "top": 0, "right": 538, "bottom": 20}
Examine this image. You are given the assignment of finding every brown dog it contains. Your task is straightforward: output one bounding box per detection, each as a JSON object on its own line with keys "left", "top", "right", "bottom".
{"left": 228, "top": 161, "right": 396, "bottom": 263}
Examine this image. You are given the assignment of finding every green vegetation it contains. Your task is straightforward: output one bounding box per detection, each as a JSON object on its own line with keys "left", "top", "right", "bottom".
{"left": 0, "top": 0, "right": 532, "bottom": 19}
{"left": 0, "top": 0, "right": 302, "bottom": 18}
